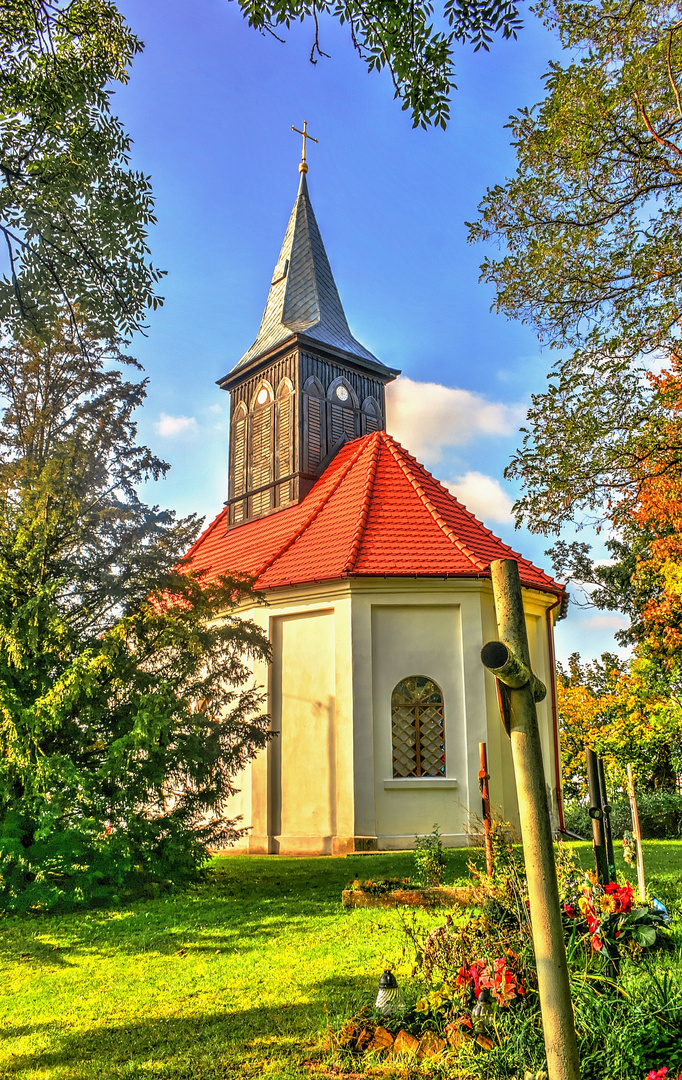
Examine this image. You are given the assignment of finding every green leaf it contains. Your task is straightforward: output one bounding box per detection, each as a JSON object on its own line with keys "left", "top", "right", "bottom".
{"left": 631, "top": 925, "right": 657, "bottom": 947}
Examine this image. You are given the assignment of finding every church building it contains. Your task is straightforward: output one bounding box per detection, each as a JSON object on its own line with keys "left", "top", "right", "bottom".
{"left": 186, "top": 144, "right": 567, "bottom": 855}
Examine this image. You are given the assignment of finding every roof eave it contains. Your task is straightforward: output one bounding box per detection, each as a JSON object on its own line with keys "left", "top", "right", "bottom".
{"left": 217, "top": 332, "right": 400, "bottom": 391}
{"left": 255, "top": 568, "right": 567, "bottom": 596}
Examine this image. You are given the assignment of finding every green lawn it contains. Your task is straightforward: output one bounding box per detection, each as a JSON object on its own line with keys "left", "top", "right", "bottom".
{"left": 3, "top": 843, "right": 682, "bottom": 1080}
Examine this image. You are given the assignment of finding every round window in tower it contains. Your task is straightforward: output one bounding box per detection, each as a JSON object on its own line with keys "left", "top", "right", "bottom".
{"left": 256, "top": 386, "right": 270, "bottom": 405}
{"left": 336, "top": 385, "right": 349, "bottom": 403}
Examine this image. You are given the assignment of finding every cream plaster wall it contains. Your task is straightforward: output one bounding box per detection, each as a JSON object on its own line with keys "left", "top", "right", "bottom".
{"left": 368, "top": 601, "right": 468, "bottom": 848}
{"left": 270, "top": 609, "right": 336, "bottom": 850}
{"left": 218, "top": 577, "right": 563, "bottom": 856}
{"left": 226, "top": 587, "right": 356, "bottom": 855}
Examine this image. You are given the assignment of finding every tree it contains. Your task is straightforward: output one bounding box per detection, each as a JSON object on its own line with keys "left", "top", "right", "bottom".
{"left": 468, "top": 0, "right": 682, "bottom": 535}
{"left": 557, "top": 651, "right": 682, "bottom": 800}
{"left": 235, "top": 0, "right": 524, "bottom": 129}
{"left": 0, "top": 325, "right": 271, "bottom": 913}
{"left": 0, "top": 1, "right": 163, "bottom": 343}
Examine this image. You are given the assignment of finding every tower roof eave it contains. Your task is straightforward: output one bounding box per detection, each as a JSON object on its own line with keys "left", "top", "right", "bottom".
{"left": 216, "top": 331, "right": 400, "bottom": 391}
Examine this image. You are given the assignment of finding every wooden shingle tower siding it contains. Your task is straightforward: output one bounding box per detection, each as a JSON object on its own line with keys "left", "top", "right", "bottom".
{"left": 218, "top": 171, "right": 400, "bottom": 526}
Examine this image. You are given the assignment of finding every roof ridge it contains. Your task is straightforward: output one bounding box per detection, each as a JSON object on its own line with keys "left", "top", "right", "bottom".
{"left": 342, "top": 432, "right": 382, "bottom": 575}
{"left": 255, "top": 436, "right": 370, "bottom": 580}
{"left": 382, "top": 434, "right": 489, "bottom": 573}
{"left": 184, "top": 506, "right": 228, "bottom": 561}
{"left": 397, "top": 439, "right": 559, "bottom": 587}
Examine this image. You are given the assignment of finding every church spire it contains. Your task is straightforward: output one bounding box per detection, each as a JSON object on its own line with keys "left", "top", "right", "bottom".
{"left": 219, "top": 139, "right": 399, "bottom": 529}
{"left": 232, "top": 155, "right": 380, "bottom": 372}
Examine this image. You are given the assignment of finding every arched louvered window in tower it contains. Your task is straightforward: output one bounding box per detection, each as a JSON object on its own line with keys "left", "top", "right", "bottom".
{"left": 275, "top": 378, "right": 293, "bottom": 506}
{"left": 391, "top": 676, "right": 446, "bottom": 778}
{"left": 303, "top": 376, "right": 325, "bottom": 472}
{"left": 249, "top": 382, "right": 274, "bottom": 517}
{"left": 329, "top": 378, "right": 358, "bottom": 445}
{"left": 231, "top": 402, "right": 248, "bottom": 524}
{"left": 361, "top": 396, "right": 381, "bottom": 435}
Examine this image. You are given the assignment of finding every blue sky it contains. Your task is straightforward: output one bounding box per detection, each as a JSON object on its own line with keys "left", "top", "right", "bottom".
{"left": 115, "top": 0, "right": 628, "bottom": 662}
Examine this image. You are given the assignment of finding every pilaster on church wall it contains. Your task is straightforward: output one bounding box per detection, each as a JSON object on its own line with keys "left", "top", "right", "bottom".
{"left": 331, "top": 594, "right": 356, "bottom": 851}
{"left": 210, "top": 602, "right": 263, "bottom": 853}
{"left": 479, "top": 585, "right": 521, "bottom": 835}
{"left": 521, "top": 592, "right": 562, "bottom": 834}
{"left": 349, "top": 590, "right": 377, "bottom": 842}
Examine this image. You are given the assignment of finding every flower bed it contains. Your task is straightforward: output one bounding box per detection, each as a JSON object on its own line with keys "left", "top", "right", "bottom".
{"left": 331, "top": 836, "right": 682, "bottom": 1078}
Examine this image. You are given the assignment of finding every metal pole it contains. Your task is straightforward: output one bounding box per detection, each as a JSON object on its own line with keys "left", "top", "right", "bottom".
{"left": 482, "top": 559, "right": 580, "bottom": 1080}
{"left": 597, "top": 755, "right": 615, "bottom": 882}
{"left": 586, "top": 748, "right": 609, "bottom": 884}
{"left": 479, "top": 741, "right": 493, "bottom": 876}
{"left": 627, "top": 764, "right": 646, "bottom": 904}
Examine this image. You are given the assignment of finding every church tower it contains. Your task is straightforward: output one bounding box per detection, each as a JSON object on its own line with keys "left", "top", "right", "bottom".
{"left": 217, "top": 131, "right": 399, "bottom": 526}
{"left": 190, "top": 132, "right": 568, "bottom": 855}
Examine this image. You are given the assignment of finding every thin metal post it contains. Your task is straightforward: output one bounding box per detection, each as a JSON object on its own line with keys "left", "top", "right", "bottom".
{"left": 479, "top": 741, "right": 493, "bottom": 876}
{"left": 586, "top": 748, "right": 609, "bottom": 884}
{"left": 482, "top": 559, "right": 580, "bottom": 1080}
{"left": 597, "top": 755, "right": 615, "bottom": 882}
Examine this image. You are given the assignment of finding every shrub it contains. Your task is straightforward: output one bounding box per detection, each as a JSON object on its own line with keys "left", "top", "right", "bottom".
{"left": 563, "top": 793, "right": 682, "bottom": 841}
{"left": 414, "top": 823, "right": 446, "bottom": 886}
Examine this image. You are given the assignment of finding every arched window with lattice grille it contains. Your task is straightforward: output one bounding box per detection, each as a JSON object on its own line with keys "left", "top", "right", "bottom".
{"left": 391, "top": 676, "right": 446, "bottom": 778}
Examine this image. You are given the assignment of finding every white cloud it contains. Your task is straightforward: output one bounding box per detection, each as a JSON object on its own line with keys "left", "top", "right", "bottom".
{"left": 385, "top": 377, "right": 526, "bottom": 463}
{"left": 156, "top": 412, "right": 198, "bottom": 437}
{"left": 583, "top": 613, "right": 630, "bottom": 631}
{"left": 446, "top": 471, "right": 514, "bottom": 523}
{"left": 207, "top": 403, "right": 222, "bottom": 414}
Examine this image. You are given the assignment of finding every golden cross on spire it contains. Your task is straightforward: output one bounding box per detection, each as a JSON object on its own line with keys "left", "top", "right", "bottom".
{"left": 291, "top": 120, "right": 318, "bottom": 174}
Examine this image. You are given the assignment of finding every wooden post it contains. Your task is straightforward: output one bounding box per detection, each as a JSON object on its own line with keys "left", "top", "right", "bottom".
{"left": 481, "top": 559, "right": 580, "bottom": 1080}
{"left": 597, "top": 755, "right": 615, "bottom": 882}
{"left": 585, "top": 748, "right": 609, "bottom": 884}
{"left": 478, "top": 741, "right": 493, "bottom": 876}
{"left": 627, "top": 764, "right": 646, "bottom": 904}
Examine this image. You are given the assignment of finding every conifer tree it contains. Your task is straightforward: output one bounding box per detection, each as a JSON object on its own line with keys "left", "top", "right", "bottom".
{"left": 0, "top": 324, "right": 271, "bottom": 913}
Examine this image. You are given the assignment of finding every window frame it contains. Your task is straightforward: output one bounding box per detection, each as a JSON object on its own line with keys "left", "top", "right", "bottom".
{"left": 391, "top": 675, "right": 446, "bottom": 779}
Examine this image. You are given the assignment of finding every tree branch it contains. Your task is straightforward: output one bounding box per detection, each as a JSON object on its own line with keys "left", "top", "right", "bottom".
{"left": 634, "top": 90, "right": 682, "bottom": 157}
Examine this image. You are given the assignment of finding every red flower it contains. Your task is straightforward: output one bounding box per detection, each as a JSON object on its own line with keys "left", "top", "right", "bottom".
{"left": 456, "top": 964, "right": 482, "bottom": 996}
{"left": 604, "top": 881, "right": 634, "bottom": 914}
{"left": 586, "top": 912, "right": 600, "bottom": 935}
{"left": 563, "top": 902, "right": 576, "bottom": 918}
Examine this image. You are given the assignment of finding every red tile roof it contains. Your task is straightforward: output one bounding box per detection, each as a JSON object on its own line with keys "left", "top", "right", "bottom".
{"left": 185, "top": 431, "right": 564, "bottom": 599}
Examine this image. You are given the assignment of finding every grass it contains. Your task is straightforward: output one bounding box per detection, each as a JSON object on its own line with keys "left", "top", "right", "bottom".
{"left": 3, "top": 842, "right": 682, "bottom": 1080}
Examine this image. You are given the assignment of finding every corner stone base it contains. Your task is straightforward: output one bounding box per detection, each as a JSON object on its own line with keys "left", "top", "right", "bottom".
{"left": 242, "top": 835, "right": 372, "bottom": 856}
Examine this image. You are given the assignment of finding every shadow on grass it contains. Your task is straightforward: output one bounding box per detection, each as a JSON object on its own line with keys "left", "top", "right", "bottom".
{"left": 0, "top": 859, "right": 431, "bottom": 964}
{"left": 2, "top": 975, "right": 373, "bottom": 1079}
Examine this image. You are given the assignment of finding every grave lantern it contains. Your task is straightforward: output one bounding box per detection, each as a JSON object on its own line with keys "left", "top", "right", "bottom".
{"left": 375, "top": 970, "right": 405, "bottom": 1016}
{"left": 472, "top": 988, "right": 494, "bottom": 1032}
